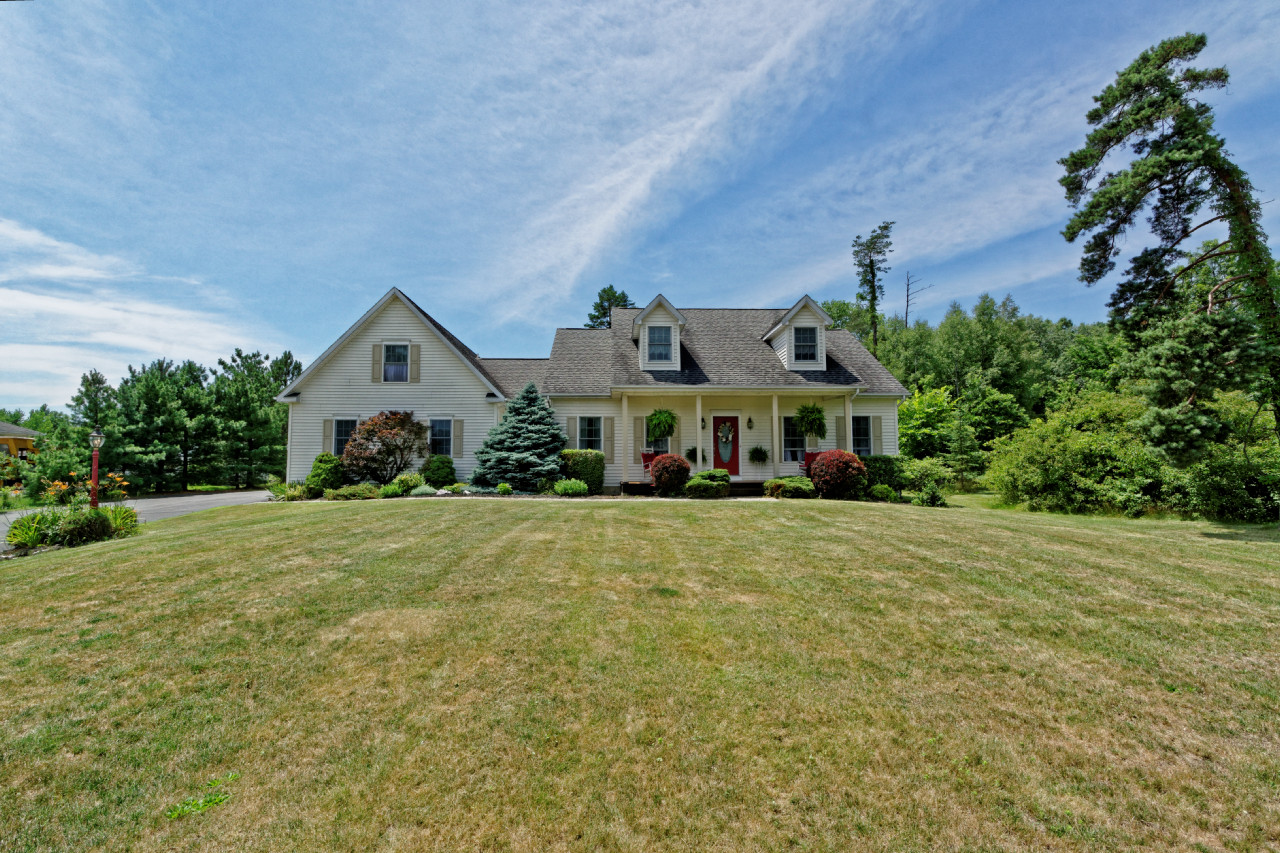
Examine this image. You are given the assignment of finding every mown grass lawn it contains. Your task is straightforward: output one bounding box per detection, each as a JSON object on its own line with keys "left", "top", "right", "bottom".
{"left": 1, "top": 498, "right": 1277, "bottom": 851}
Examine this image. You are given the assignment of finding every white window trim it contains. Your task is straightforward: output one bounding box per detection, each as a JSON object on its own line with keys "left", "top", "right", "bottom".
{"left": 382, "top": 340, "right": 411, "bottom": 383}
{"left": 426, "top": 416, "right": 454, "bottom": 457}
{"left": 578, "top": 415, "right": 604, "bottom": 452}
{"left": 647, "top": 325, "right": 673, "bottom": 363}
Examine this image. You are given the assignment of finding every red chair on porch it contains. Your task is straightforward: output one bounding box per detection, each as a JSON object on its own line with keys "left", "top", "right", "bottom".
{"left": 798, "top": 451, "right": 822, "bottom": 475}
{"left": 641, "top": 452, "right": 657, "bottom": 483}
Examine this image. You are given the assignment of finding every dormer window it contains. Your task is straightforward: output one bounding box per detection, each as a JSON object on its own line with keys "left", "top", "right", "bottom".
{"left": 648, "top": 326, "right": 672, "bottom": 362}
{"left": 794, "top": 327, "right": 817, "bottom": 362}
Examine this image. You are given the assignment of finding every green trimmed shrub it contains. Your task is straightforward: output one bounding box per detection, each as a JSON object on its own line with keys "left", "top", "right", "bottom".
{"left": 420, "top": 455, "right": 458, "bottom": 489}
{"left": 686, "top": 477, "right": 729, "bottom": 499}
{"left": 763, "top": 476, "right": 816, "bottom": 499}
{"left": 269, "top": 483, "right": 307, "bottom": 502}
{"left": 324, "top": 483, "right": 380, "bottom": 501}
{"left": 651, "top": 453, "right": 691, "bottom": 497}
{"left": 378, "top": 482, "right": 405, "bottom": 498}
{"left": 409, "top": 484, "right": 436, "bottom": 496}
{"left": 902, "top": 457, "right": 955, "bottom": 493}
{"left": 445, "top": 483, "right": 467, "bottom": 494}
{"left": 393, "top": 472, "right": 424, "bottom": 491}
{"left": 869, "top": 483, "right": 900, "bottom": 503}
{"left": 56, "top": 506, "right": 114, "bottom": 546}
{"left": 561, "top": 449, "right": 605, "bottom": 495}
{"left": 808, "top": 450, "right": 867, "bottom": 500}
{"left": 913, "top": 481, "right": 948, "bottom": 507}
{"left": 862, "top": 455, "right": 904, "bottom": 490}
{"left": 692, "top": 468, "right": 730, "bottom": 485}
{"left": 306, "top": 452, "right": 345, "bottom": 498}
{"left": 497, "top": 483, "right": 514, "bottom": 496}
{"left": 553, "top": 478, "right": 589, "bottom": 497}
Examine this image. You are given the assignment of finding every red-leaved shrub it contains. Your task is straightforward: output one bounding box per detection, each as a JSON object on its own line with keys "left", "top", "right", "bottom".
{"left": 808, "top": 449, "right": 867, "bottom": 499}
{"left": 650, "top": 453, "right": 691, "bottom": 496}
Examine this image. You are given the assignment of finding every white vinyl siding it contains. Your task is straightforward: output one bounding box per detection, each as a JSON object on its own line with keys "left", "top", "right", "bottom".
{"left": 284, "top": 297, "right": 500, "bottom": 482}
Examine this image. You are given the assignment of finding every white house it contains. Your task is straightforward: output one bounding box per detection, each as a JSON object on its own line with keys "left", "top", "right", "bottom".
{"left": 278, "top": 288, "right": 908, "bottom": 491}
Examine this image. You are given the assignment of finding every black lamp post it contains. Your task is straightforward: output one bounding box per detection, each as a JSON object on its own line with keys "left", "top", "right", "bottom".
{"left": 89, "top": 426, "right": 104, "bottom": 508}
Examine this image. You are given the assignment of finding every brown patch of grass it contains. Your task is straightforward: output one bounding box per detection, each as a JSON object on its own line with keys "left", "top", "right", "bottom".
{"left": 0, "top": 499, "right": 1278, "bottom": 850}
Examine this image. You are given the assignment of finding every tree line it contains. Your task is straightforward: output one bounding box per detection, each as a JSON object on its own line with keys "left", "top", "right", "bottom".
{"left": 3, "top": 350, "right": 301, "bottom": 496}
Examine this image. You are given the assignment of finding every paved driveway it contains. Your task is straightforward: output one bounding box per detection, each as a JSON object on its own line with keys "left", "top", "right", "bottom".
{"left": 1, "top": 489, "right": 270, "bottom": 547}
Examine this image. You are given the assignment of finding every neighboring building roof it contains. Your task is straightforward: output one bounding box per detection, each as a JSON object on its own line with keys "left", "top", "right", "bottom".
{"left": 477, "top": 358, "right": 550, "bottom": 398}
{"left": 0, "top": 421, "right": 41, "bottom": 439}
{"left": 528, "top": 307, "right": 908, "bottom": 397}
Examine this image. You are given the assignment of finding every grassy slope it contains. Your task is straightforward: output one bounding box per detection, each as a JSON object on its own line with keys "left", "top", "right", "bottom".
{"left": 0, "top": 499, "right": 1277, "bottom": 852}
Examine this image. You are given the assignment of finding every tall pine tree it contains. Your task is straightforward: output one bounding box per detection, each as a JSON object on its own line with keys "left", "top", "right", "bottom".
{"left": 851, "top": 221, "right": 894, "bottom": 356}
{"left": 1061, "top": 32, "right": 1279, "bottom": 458}
{"left": 471, "top": 382, "right": 566, "bottom": 490}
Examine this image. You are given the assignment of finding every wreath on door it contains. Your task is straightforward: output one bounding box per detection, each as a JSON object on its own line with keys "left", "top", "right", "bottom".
{"left": 716, "top": 421, "right": 735, "bottom": 464}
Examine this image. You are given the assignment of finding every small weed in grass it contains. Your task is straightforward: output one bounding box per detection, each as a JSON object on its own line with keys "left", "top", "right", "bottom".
{"left": 649, "top": 585, "right": 680, "bottom": 597}
{"left": 165, "top": 772, "right": 239, "bottom": 819}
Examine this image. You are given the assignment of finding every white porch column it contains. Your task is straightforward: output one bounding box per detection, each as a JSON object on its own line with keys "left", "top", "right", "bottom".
{"left": 695, "top": 394, "right": 703, "bottom": 472}
{"left": 845, "top": 394, "right": 854, "bottom": 454}
{"left": 621, "top": 393, "right": 629, "bottom": 482}
{"left": 771, "top": 394, "right": 780, "bottom": 478}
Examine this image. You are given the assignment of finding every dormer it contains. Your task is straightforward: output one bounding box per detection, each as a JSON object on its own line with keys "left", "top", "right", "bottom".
{"left": 763, "top": 295, "right": 833, "bottom": 371}
{"left": 632, "top": 294, "right": 687, "bottom": 371}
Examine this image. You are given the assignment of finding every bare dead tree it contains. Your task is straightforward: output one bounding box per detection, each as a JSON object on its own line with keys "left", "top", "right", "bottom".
{"left": 904, "top": 271, "right": 933, "bottom": 326}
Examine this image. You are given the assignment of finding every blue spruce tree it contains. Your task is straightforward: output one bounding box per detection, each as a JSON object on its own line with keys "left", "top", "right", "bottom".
{"left": 471, "top": 382, "right": 566, "bottom": 490}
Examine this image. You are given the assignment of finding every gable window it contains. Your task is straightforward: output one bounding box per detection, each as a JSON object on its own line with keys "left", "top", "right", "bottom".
{"left": 578, "top": 416, "right": 603, "bottom": 451}
{"left": 794, "top": 327, "right": 817, "bottom": 361}
{"left": 334, "top": 419, "right": 357, "bottom": 456}
{"left": 851, "top": 416, "right": 871, "bottom": 457}
{"left": 383, "top": 344, "right": 410, "bottom": 382}
{"left": 647, "top": 326, "right": 672, "bottom": 362}
{"left": 781, "top": 416, "right": 806, "bottom": 462}
{"left": 429, "top": 419, "right": 452, "bottom": 457}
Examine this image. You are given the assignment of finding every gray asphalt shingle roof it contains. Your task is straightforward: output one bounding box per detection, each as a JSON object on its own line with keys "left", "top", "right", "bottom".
{"left": 0, "top": 421, "right": 42, "bottom": 439}
{"left": 476, "top": 307, "right": 907, "bottom": 397}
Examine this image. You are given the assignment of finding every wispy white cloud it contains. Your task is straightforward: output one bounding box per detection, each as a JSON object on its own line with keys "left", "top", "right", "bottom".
{"left": 0, "top": 221, "right": 282, "bottom": 410}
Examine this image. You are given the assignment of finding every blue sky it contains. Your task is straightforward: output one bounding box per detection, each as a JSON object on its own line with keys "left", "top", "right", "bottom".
{"left": 2, "top": 0, "right": 1278, "bottom": 410}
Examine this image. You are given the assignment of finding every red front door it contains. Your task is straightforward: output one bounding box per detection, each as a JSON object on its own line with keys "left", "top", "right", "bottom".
{"left": 712, "top": 416, "right": 739, "bottom": 476}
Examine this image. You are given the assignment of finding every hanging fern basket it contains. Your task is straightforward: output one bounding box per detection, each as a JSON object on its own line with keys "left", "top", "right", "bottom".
{"left": 793, "top": 403, "right": 827, "bottom": 440}
{"left": 646, "top": 409, "right": 679, "bottom": 442}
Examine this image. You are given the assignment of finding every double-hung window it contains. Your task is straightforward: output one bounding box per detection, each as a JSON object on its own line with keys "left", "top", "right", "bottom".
{"left": 851, "top": 416, "right": 871, "bottom": 457}
{"left": 429, "top": 419, "right": 452, "bottom": 457}
{"left": 383, "top": 344, "right": 409, "bottom": 382}
{"left": 781, "top": 416, "right": 806, "bottom": 462}
{"left": 645, "top": 421, "right": 669, "bottom": 455}
{"left": 334, "top": 419, "right": 357, "bottom": 456}
{"left": 794, "top": 327, "right": 817, "bottom": 362}
{"left": 578, "top": 416, "right": 603, "bottom": 451}
{"left": 647, "top": 326, "right": 672, "bottom": 362}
